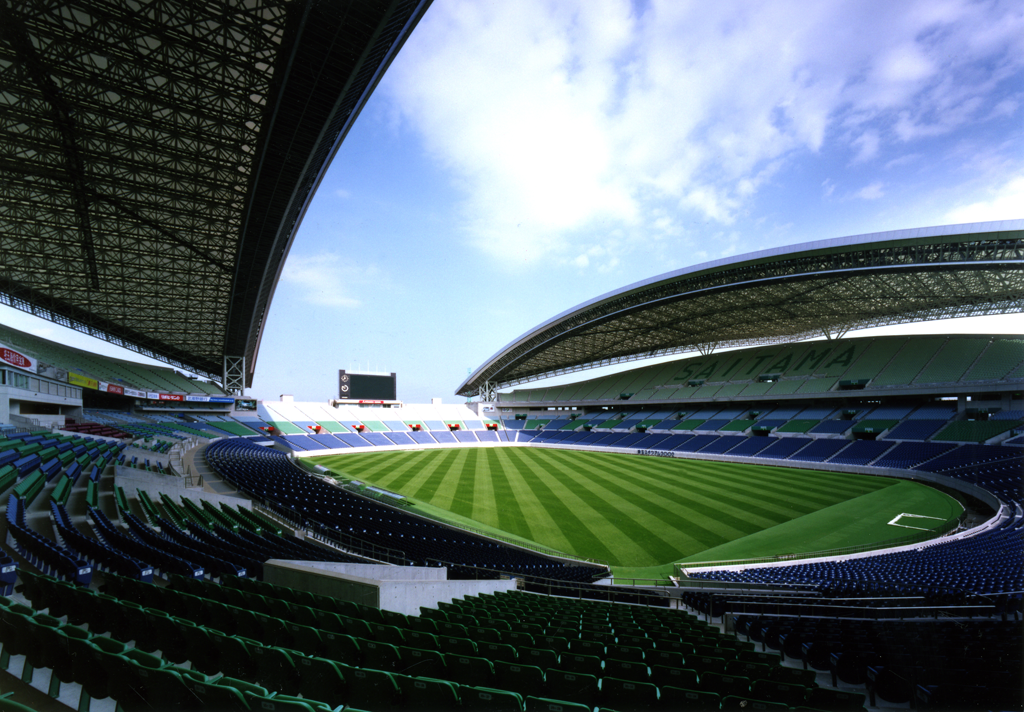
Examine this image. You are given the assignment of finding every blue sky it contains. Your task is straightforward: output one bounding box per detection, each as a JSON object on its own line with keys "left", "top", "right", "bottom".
{"left": 3, "top": 0, "right": 1022, "bottom": 403}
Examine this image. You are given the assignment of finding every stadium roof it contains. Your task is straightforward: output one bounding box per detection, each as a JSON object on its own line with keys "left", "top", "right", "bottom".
{"left": 0, "top": 0, "right": 430, "bottom": 388}
{"left": 458, "top": 220, "right": 1024, "bottom": 398}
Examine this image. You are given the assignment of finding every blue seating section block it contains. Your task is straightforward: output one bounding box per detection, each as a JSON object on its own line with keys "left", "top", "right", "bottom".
{"left": 385, "top": 432, "right": 416, "bottom": 446}
{"left": 675, "top": 435, "right": 720, "bottom": 452}
{"left": 410, "top": 431, "right": 438, "bottom": 445}
{"left": 873, "top": 442, "right": 956, "bottom": 469}
{"left": 810, "top": 420, "right": 854, "bottom": 434}
{"left": 788, "top": 439, "right": 849, "bottom": 462}
{"left": 726, "top": 437, "right": 777, "bottom": 457}
{"left": 362, "top": 432, "right": 394, "bottom": 446}
{"left": 336, "top": 433, "right": 371, "bottom": 448}
{"left": 700, "top": 435, "right": 746, "bottom": 454}
{"left": 758, "top": 437, "right": 811, "bottom": 459}
{"left": 695, "top": 419, "right": 731, "bottom": 431}
{"left": 885, "top": 420, "right": 948, "bottom": 441}
{"left": 829, "top": 440, "right": 893, "bottom": 466}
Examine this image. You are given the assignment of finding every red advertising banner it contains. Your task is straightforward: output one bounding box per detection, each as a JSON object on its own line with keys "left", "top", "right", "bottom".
{"left": 0, "top": 343, "right": 36, "bottom": 372}
{"left": 158, "top": 393, "right": 184, "bottom": 401}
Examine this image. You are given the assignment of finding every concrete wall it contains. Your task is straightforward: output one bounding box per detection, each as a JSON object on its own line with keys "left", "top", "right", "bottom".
{"left": 264, "top": 560, "right": 516, "bottom": 617}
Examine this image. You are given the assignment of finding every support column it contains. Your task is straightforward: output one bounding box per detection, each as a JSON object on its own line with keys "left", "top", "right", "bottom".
{"left": 223, "top": 355, "right": 245, "bottom": 396}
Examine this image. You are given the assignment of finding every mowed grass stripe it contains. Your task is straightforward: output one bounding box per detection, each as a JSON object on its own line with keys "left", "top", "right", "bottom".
{"left": 502, "top": 448, "right": 618, "bottom": 562}
{"left": 310, "top": 447, "right": 920, "bottom": 568}
{"left": 487, "top": 447, "right": 581, "bottom": 555}
{"left": 643, "top": 456, "right": 883, "bottom": 525}
{"left": 563, "top": 452, "right": 813, "bottom": 543}
{"left": 531, "top": 449, "right": 669, "bottom": 565}
{"left": 483, "top": 449, "right": 534, "bottom": 542}
{"left": 351, "top": 450, "right": 437, "bottom": 491}
{"left": 429, "top": 448, "right": 474, "bottom": 514}
{"left": 557, "top": 453, "right": 752, "bottom": 552}
{"left": 670, "top": 458, "right": 875, "bottom": 517}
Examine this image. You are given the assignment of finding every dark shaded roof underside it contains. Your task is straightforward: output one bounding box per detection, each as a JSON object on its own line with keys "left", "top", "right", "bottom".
{"left": 0, "top": 0, "right": 430, "bottom": 385}
{"left": 458, "top": 222, "right": 1024, "bottom": 397}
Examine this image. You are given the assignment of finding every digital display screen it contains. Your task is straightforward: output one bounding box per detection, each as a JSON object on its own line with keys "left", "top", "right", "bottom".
{"left": 339, "top": 371, "right": 396, "bottom": 401}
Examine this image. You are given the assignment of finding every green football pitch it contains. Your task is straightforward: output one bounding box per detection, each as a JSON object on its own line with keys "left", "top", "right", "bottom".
{"left": 308, "top": 447, "right": 962, "bottom": 580}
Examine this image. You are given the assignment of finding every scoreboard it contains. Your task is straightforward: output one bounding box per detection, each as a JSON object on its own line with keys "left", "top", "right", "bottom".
{"left": 338, "top": 370, "right": 397, "bottom": 401}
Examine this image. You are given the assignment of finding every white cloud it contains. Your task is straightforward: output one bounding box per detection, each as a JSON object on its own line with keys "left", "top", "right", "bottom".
{"left": 280, "top": 253, "right": 386, "bottom": 308}
{"left": 855, "top": 182, "right": 885, "bottom": 200}
{"left": 851, "top": 130, "right": 880, "bottom": 164}
{"left": 387, "top": 0, "right": 1024, "bottom": 265}
{"left": 944, "top": 176, "right": 1024, "bottom": 223}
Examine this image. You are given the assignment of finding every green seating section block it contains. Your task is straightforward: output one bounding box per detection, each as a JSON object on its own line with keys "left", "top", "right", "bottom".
{"left": 962, "top": 338, "right": 1024, "bottom": 381}
{"left": 775, "top": 419, "right": 818, "bottom": 433}
{"left": 934, "top": 420, "right": 1023, "bottom": 443}
{"left": 721, "top": 419, "right": 756, "bottom": 432}
{"left": 914, "top": 338, "right": 988, "bottom": 384}
{"left": 269, "top": 421, "right": 306, "bottom": 435}
{"left": 851, "top": 419, "right": 898, "bottom": 434}
{"left": 672, "top": 419, "right": 705, "bottom": 431}
{"left": 11, "top": 559, "right": 837, "bottom": 712}
{"left": 872, "top": 338, "right": 944, "bottom": 386}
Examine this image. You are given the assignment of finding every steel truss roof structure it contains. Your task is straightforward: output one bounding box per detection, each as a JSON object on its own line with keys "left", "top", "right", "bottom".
{"left": 458, "top": 221, "right": 1024, "bottom": 398}
{"left": 0, "top": 0, "right": 430, "bottom": 388}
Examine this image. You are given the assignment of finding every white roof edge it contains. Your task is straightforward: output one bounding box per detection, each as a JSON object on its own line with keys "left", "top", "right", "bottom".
{"left": 458, "top": 220, "right": 1024, "bottom": 393}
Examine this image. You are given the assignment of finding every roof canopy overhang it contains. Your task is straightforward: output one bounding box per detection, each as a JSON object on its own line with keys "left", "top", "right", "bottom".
{"left": 0, "top": 0, "right": 430, "bottom": 387}
{"left": 458, "top": 221, "right": 1024, "bottom": 398}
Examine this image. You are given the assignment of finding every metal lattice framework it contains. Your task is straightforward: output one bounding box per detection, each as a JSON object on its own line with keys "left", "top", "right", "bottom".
{"left": 0, "top": 0, "right": 430, "bottom": 387}
{"left": 458, "top": 222, "right": 1024, "bottom": 398}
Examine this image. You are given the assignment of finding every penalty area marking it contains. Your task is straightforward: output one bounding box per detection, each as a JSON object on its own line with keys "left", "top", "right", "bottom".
{"left": 888, "top": 512, "right": 946, "bottom": 531}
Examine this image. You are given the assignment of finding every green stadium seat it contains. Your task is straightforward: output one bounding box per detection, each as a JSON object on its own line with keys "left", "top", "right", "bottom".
{"left": 460, "top": 685, "right": 525, "bottom": 712}
{"left": 438, "top": 634, "right": 478, "bottom": 657}
{"left": 392, "top": 674, "right": 461, "bottom": 711}
{"left": 544, "top": 669, "right": 599, "bottom": 709}
{"left": 243, "top": 692, "right": 324, "bottom": 712}
{"left": 524, "top": 695, "right": 592, "bottom": 712}
{"left": 721, "top": 695, "right": 789, "bottom": 711}
{"left": 600, "top": 676, "right": 659, "bottom": 710}
{"left": 295, "top": 655, "right": 348, "bottom": 708}
{"left": 76, "top": 634, "right": 128, "bottom": 700}
{"left": 558, "top": 652, "right": 602, "bottom": 677}
{"left": 603, "top": 657, "right": 650, "bottom": 683}
{"left": 701, "top": 671, "right": 752, "bottom": 698}
{"left": 363, "top": 639, "right": 403, "bottom": 673}
{"left": 443, "top": 653, "right": 496, "bottom": 688}
{"left": 570, "top": 638, "right": 604, "bottom": 656}
{"left": 518, "top": 646, "right": 559, "bottom": 670}
{"left": 371, "top": 622, "right": 407, "bottom": 647}
{"left": 405, "top": 629, "right": 440, "bottom": 651}
{"left": 209, "top": 630, "right": 260, "bottom": 681}
{"left": 659, "top": 686, "right": 720, "bottom": 711}
{"left": 396, "top": 645, "right": 447, "bottom": 678}
{"left": 468, "top": 624, "right": 505, "bottom": 643}
{"left": 606, "top": 643, "right": 645, "bottom": 663}
{"left": 320, "top": 630, "right": 363, "bottom": 666}
{"left": 339, "top": 665, "right": 401, "bottom": 712}
{"left": 252, "top": 645, "right": 303, "bottom": 696}
{"left": 494, "top": 659, "right": 545, "bottom": 698}
{"left": 407, "top": 616, "right": 439, "bottom": 635}
{"left": 649, "top": 665, "right": 699, "bottom": 690}
{"left": 186, "top": 678, "right": 251, "bottom": 712}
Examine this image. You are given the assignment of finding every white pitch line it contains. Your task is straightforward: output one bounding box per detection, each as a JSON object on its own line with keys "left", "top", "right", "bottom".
{"left": 887, "top": 512, "right": 945, "bottom": 530}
